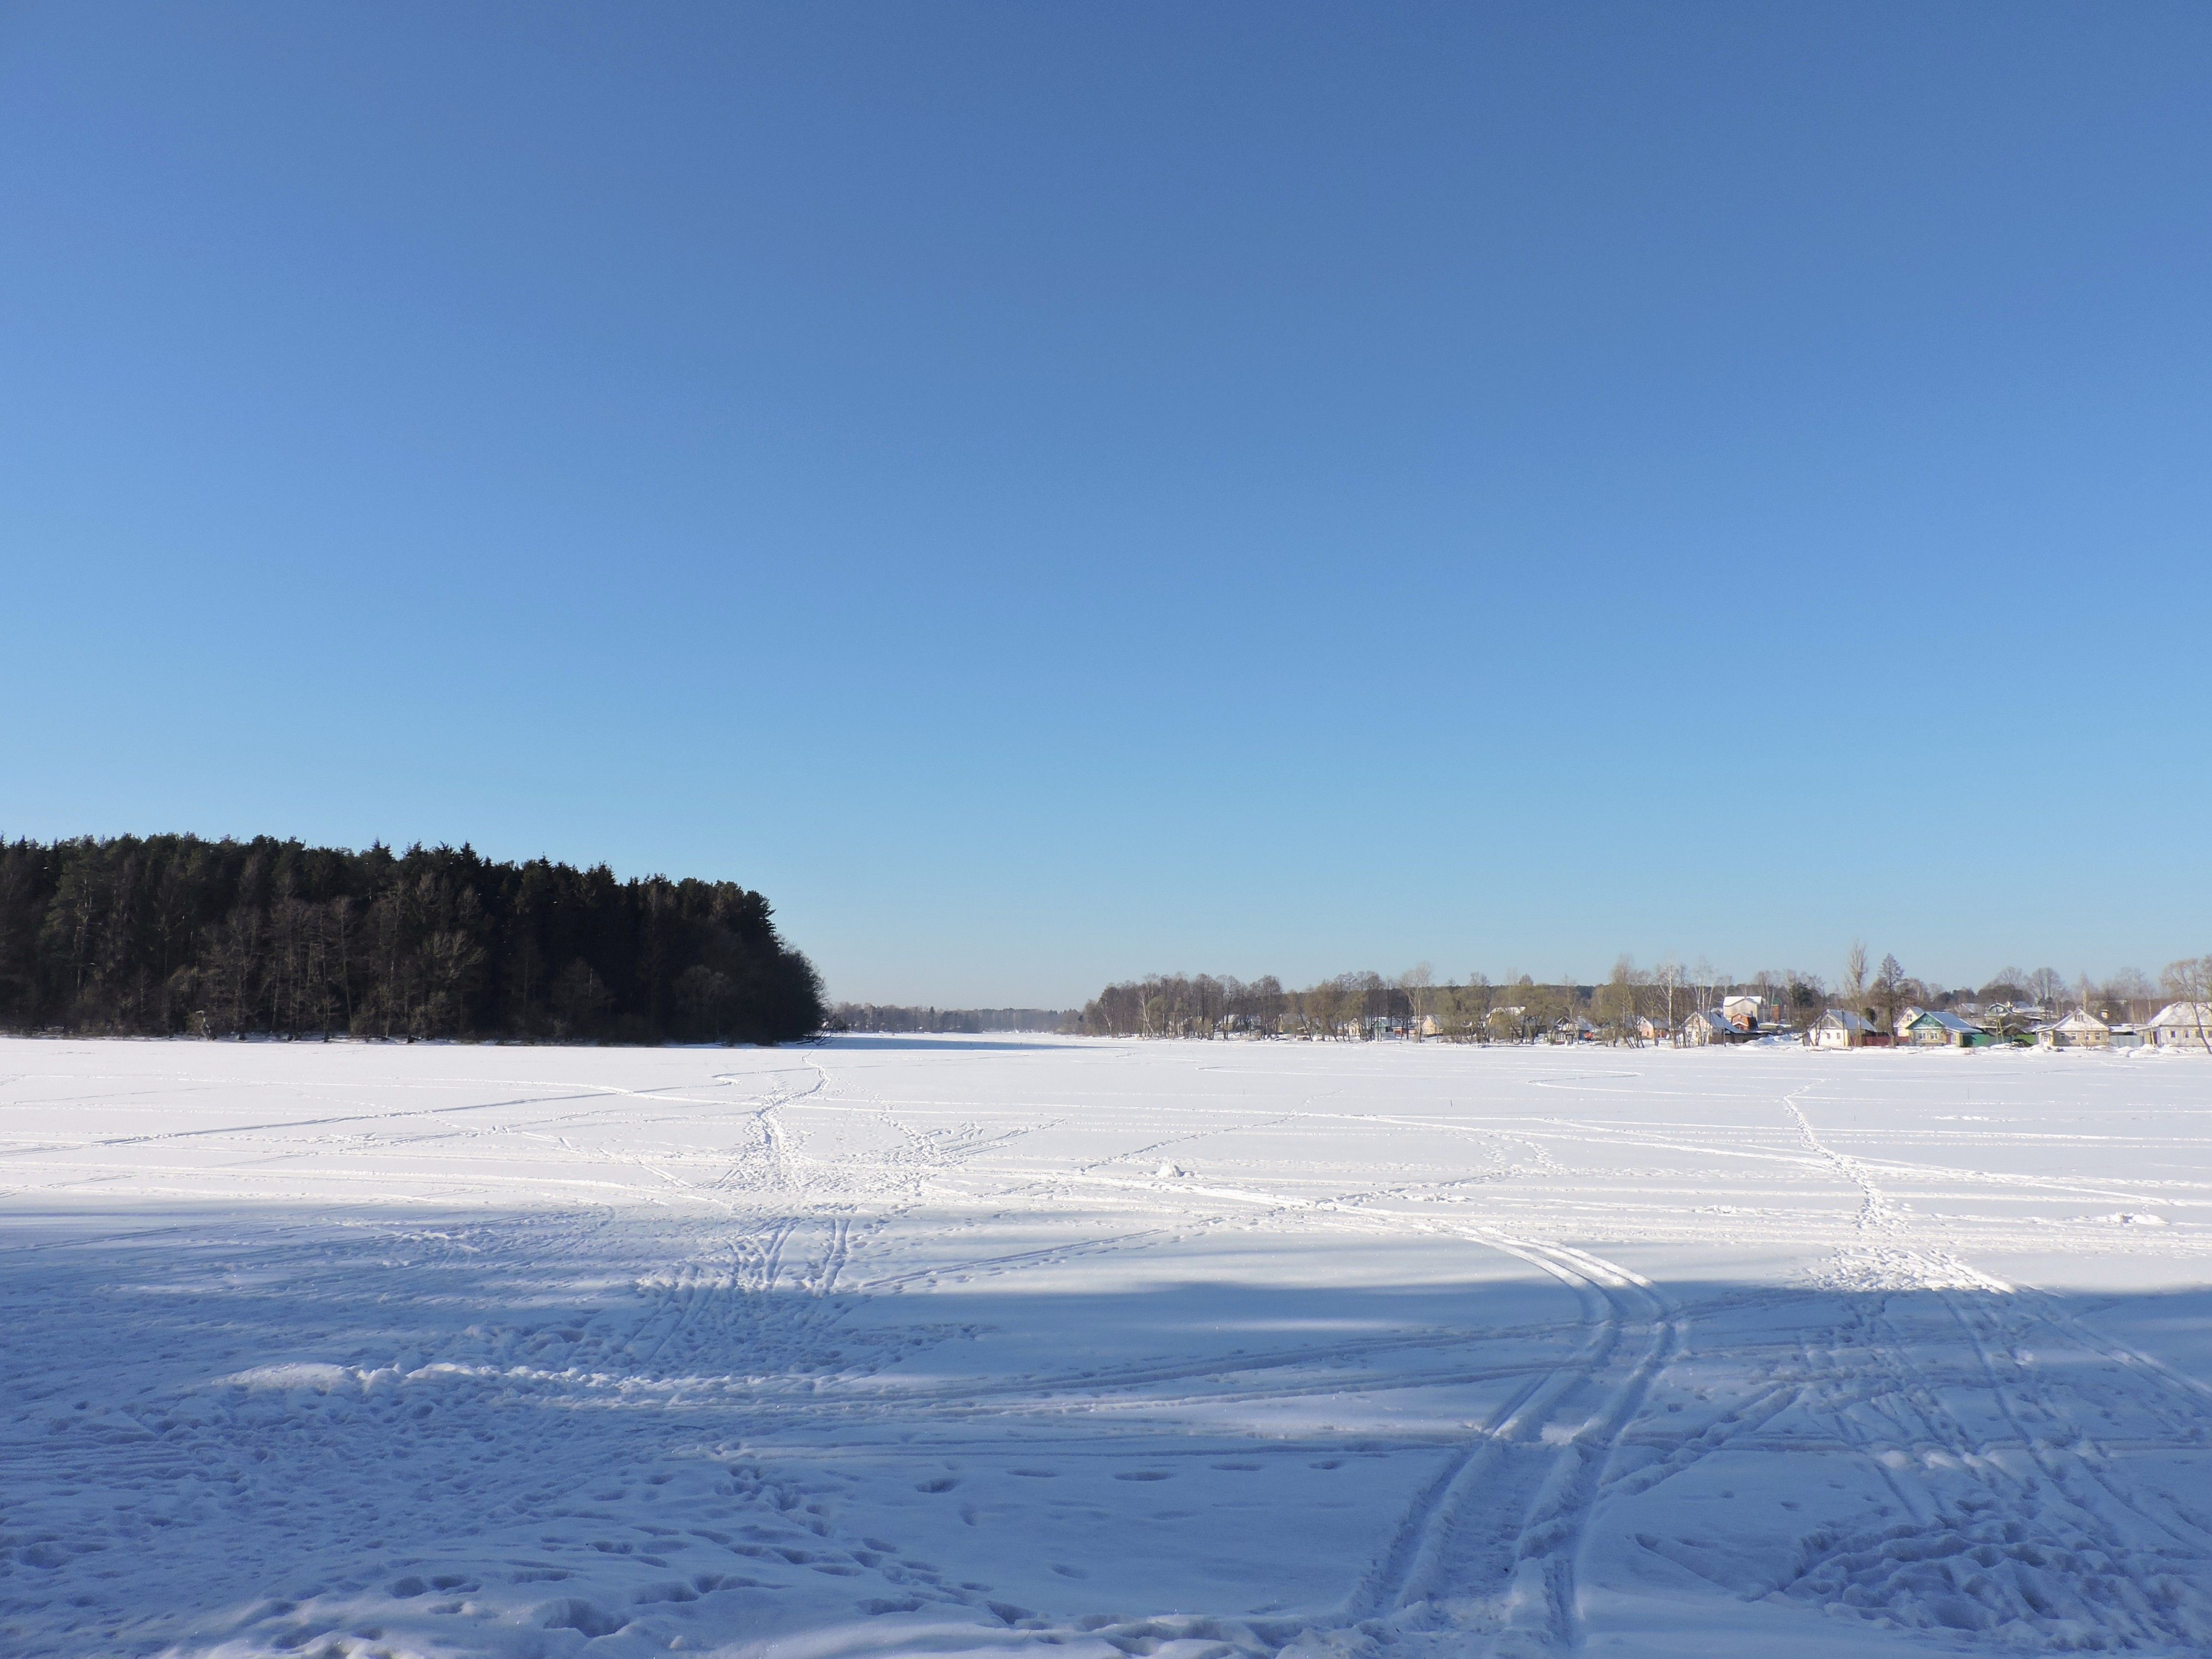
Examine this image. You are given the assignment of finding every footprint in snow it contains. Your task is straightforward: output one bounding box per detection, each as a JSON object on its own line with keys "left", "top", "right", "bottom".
{"left": 541, "top": 1598, "right": 625, "bottom": 1637}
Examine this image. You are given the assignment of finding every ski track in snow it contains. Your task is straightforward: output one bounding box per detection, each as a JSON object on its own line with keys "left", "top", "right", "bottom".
{"left": 2, "top": 1039, "right": 2211, "bottom": 1659}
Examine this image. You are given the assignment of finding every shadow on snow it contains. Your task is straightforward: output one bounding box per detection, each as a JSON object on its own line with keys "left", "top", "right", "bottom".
{"left": 3, "top": 1204, "right": 2211, "bottom": 1658}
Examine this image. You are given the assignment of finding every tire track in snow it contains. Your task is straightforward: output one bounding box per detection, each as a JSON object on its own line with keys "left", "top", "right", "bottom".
{"left": 1330, "top": 1238, "right": 1680, "bottom": 1657}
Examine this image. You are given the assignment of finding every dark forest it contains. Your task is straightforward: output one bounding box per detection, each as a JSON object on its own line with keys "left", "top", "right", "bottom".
{"left": 0, "top": 835, "right": 825, "bottom": 1044}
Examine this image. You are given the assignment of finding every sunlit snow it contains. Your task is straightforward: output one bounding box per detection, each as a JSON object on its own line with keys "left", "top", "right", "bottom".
{"left": 3, "top": 1036, "right": 2209, "bottom": 1657}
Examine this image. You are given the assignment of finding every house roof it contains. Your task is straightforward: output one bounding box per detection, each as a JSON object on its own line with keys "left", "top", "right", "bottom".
{"left": 2052, "top": 1009, "right": 2109, "bottom": 1032}
{"left": 1817, "top": 1010, "right": 1871, "bottom": 1031}
{"left": 2149, "top": 1002, "right": 2212, "bottom": 1027}
{"left": 1908, "top": 1010, "right": 1986, "bottom": 1033}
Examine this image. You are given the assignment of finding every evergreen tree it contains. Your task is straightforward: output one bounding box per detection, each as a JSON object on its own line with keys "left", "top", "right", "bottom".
{"left": 0, "top": 835, "right": 824, "bottom": 1044}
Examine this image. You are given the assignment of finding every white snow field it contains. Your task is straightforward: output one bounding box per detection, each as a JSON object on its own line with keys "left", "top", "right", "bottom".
{"left": 4, "top": 1038, "right": 2212, "bottom": 1659}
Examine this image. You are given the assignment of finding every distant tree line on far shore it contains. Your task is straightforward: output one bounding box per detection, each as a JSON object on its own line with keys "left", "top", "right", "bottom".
{"left": 829, "top": 1004, "right": 1070, "bottom": 1035}
{"left": 1076, "top": 949, "right": 2212, "bottom": 1043}
{"left": 0, "top": 835, "right": 825, "bottom": 1044}
{"left": 1078, "top": 966, "right": 1752, "bottom": 1041}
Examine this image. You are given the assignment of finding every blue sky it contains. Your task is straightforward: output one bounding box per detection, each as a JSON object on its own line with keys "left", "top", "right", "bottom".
{"left": 3, "top": 3, "right": 2209, "bottom": 1006}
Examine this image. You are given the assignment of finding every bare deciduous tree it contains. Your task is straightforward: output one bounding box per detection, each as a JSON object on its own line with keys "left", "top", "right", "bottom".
{"left": 1654, "top": 957, "right": 1684, "bottom": 1031}
{"left": 1594, "top": 957, "right": 1638, "bottom": 1040}
{"left": 1874, "top": 953, "right": 1909, "bottom": 1034}
{"left": 2160, "top": 957, "right": 2212, "bottom": 1052}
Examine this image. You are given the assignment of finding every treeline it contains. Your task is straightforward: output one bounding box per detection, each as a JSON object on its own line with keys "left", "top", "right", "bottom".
{"left": 1080, "top": 972, "right": 1432, "bottom": 1037}
{"left": 0, "top": 835, "right": 825, "bottom": 1044}
{"left": 1076, "top": 970, "right": 1684, "bottom": 1040}
{"left": 1078, "top": 967, "right": 1815, "bottom": 1041}
{"left": 1078, "top": 950, "right": 2212, "bottom": 1043}
{"left": 828, "top": 1004, "right": 1069, "bottom": 1034}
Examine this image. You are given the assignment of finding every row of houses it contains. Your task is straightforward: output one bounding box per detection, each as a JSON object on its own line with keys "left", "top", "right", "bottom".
{"left": 1358, "top": 995, "right": 2212, "bottom": 1049}
{"left": 1579, "top": 996, "right": 2212, "bottom": 1051}
{"left": 1805, "top": 1002, "right": 2212, "bottom": 1050}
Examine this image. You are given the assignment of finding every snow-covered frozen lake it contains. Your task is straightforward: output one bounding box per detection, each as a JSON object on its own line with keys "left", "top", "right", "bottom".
{"left": 3, "top": 1036, "right": 2210, "bottom": 1658}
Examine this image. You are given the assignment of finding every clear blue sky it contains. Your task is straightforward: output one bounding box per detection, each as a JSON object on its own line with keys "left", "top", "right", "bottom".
{"left": 4, "top": 3, "right": 2209, "bottom": 1006}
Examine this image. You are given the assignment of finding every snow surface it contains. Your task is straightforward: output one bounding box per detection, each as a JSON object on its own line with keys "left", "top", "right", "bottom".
{"left": 3, "top": 1035, "right": 2211, "bottom": 1659}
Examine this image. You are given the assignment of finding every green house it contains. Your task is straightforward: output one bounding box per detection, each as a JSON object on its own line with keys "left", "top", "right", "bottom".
{"left": 1903, "top": 1010, "right": 1997, "bottom": 1048}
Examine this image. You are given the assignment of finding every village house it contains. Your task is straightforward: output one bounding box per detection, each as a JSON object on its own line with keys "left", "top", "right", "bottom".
{"left": 1903, "top": 1009, "right": 1993, "bottom": 1048}
{"left": 2148, "top": 1003, "right": 2212, "bottom": 1049}
{"left": 2038, "top": 1009, "right": 2111, "bottom": 1050}
{"left": 1681, "top": 1008, "right": 1744, "bottom": 1046}
{"left": 1721, "top": 994, "right": 1767, "bottom": 1031}
{"left": 1980, "top": 1002, "right": 2051, "bottom": 1041}
{"left": 1635, "top": 1014, "right": 1674, "bottom": 1045}
{"left": 1485, "top": 1006, "right": 1527, "bottom": 1040}
{"left": 1811, "top": 1009, "right": 1873, "bottom": 1049}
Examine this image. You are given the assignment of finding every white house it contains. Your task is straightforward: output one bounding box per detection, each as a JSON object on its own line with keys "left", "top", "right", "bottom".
{"left": 2038, "top": 1009, "right": 2111, "bottom": 1050}
{"left": 2148, "top": 1003, "right": 2212, "bottom": 1049}
{"left": 1721, "top": 994, "right": 1766, "bottom": 1031}
{"left": 1681, "top": 1009, "right": 1743, "bottom": 1046}
{"left": 1811, "top": 1009, "right": 1872, "bottom": 1049}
